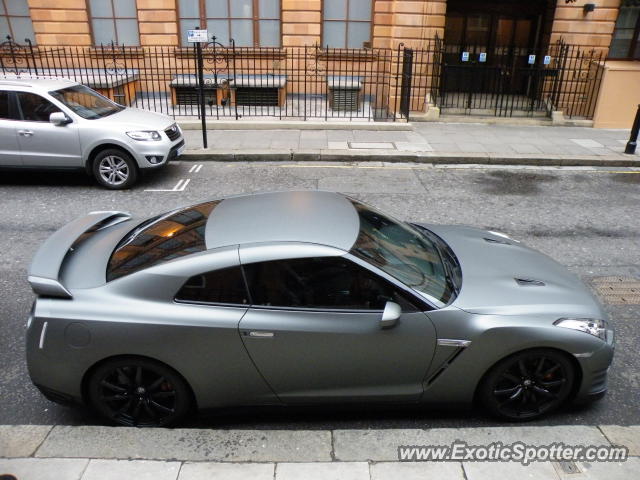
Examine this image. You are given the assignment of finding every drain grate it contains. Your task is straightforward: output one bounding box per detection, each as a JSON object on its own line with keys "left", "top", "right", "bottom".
{"left": 554, "top": 461, "right": 581, "bottom": 474}
{"left": 591, "top": 276, "right": 640, "bottom": 305}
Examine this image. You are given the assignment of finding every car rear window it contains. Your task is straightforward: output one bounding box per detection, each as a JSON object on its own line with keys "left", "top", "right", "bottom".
{"left": 106, "top": 201, "right": 220, "bottom": 281}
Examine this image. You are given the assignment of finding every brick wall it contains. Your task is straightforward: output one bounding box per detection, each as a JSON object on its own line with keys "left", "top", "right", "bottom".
{"left": 137, "top": 0, "right": 178, "bottom": 46}
{"left": 373, "top": 0, "right": 446, "bottom": 49}
{"left": 551, "top": 0, "right": 621, "bottom": 54}
{"left": 28, "top": 0, "right": 91, "bottom": 46}
{"left": 281, "top": 0, "right": 321, "bottom": 47}
{"left": 24, "top": 0, "right": 624, "bottom": 55}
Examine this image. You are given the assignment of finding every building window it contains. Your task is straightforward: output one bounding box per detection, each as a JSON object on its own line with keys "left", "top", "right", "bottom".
{"left": 88, "top": 0, "right": 140, "bottom": 46}
{"left": 609, "top": 0, "right": 640, "bottom": 59}
{"left": 178, "top": 0, "right": 281, "bottom": 47}
{"left": 0, "top": 0, "right": 35, "bottom": 44}
{"left": 323, "top": 0, "right": 372, "bottom": 48}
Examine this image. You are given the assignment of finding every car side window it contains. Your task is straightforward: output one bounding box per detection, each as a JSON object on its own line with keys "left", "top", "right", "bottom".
{"left": 16, "top": 92, "right": 61, "bottom": 122}
{"left": 175, "top": 266, "right": 250, "bottom": 305}
{"left": 242, "top": 256, "right": 418, "bottom": 311}
{"left": 0, "top": 91, "right": 20, "bottom": 120}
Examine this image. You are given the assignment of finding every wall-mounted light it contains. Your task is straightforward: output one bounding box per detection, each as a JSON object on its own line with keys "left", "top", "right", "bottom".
{"left": 583, "top": 3, "right": 596, "bottom": 14}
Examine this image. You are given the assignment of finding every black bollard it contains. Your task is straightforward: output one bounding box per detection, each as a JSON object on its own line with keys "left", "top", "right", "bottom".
{"left": 625, "top": 104, "right": 640, "bottom": 155}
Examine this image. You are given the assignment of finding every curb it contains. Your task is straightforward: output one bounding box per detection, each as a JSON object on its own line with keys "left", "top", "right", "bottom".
{"left": 177, "top": 120, "right": 413, "bottom": 131}
{"left": 2, "top": 425, "right": 639, "bottom": 462}
{"left": 181, "top": 149, "right": 640, "bottom": 167}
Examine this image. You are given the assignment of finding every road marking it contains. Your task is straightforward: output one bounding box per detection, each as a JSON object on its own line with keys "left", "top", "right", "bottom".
{"left": 145, "top": 178, "right": 191, "bottom": 192}
{"left": 189, "top": 164, "right": 203, "bottom": 173}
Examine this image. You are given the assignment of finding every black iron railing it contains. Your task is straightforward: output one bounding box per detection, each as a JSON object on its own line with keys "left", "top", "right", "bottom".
{"left": 0, "top": 35, "right": 604, "bottom": 121}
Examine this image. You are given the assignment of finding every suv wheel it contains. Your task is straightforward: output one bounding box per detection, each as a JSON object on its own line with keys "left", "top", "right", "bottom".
{"left": 93, "top": 148, "right": 138, "bottom": 190}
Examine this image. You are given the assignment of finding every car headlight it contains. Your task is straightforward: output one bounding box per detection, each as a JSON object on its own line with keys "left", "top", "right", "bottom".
{"left": 554, "top": 317, "right": 608, "bottom": 341}
{"left": 126, "top": 130, "right": 161, "bottom": 141}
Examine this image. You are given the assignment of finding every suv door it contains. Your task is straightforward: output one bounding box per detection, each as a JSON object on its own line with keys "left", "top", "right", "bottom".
{"left": 238, "top": 254, "right": 437, "bottom": 404}
{"left": 15, "top": 92, "right": 82, "bottom": 167}
{"left": 0, "top": 90, "right": 22, "bottom": 166}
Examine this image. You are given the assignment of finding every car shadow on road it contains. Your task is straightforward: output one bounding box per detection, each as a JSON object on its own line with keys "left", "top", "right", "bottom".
{"left": 0, "top": 169, "right": 94, "bottom": 188}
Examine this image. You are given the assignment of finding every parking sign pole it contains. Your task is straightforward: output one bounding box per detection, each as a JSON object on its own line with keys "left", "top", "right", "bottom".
{"left": 190, "top": 27, "right": 208, "bottom": 149}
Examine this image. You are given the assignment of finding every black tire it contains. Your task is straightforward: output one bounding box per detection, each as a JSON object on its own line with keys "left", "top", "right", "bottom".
{"left": 92, "top": 148, "right": 138, "bottom": 190}
{"left": 479, "top": 348, "right": 575, "bottom": 421}
{"left": 87, "top": 357, "right": 192, "bottom": 427}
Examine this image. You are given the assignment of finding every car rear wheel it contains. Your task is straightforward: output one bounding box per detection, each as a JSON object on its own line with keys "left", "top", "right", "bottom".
{"left": 87, "top": 357, "right": 192, "bottom": 427}
{"left": 479, "top": 349, "right": 575, "bottom": 421}
{"left": 92, "top": 148, "right": 138, "bottom": 190}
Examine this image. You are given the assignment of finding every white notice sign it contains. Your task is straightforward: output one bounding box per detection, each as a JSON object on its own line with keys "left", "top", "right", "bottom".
{"left": 544, "top": 55, "right": 551, "bottom": 65}
{"left": 528, "top": 54, "right": 536, "bottom": 65}
{"left": 461, "top": 51, "right": 470, "bottom": 62}
{"left": 187, "top": 29, "right": 208, "bottom": 43}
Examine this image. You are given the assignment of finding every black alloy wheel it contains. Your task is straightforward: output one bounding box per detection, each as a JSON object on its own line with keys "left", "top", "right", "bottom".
{"left": 480, "top": 349, "right": 575, "bottom": 420}
{"left": 88, "top": 357, "right": 191, "bottom": 427}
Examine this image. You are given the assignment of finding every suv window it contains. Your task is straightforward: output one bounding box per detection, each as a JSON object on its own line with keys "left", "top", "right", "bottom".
{"left": 175, "top": 266, "right": 249, "bottom": 305}
{"left": 0, "top": 91, "right": 20, "bottom": 120}
{"left": 243, "top": 256, "right": 418, "bottom": 311}
{"left": 107, "top": 201, "right": 220, "bottom": 281}
{"left": 16, "top": 92, "right": 61, "bottom": 122}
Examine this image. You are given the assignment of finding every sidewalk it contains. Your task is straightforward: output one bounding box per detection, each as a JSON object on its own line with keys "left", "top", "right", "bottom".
{"left": 1, "top": 425, "right": 639, "bottom": 479}
{"left": 179, "top": 122, "right": 640, "bottom": 167}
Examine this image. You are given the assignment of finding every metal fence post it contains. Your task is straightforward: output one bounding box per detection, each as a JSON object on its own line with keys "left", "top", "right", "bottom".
{"left": 195, "top": 29, "right": 208, "bottom": 149}
{"left": 399, "top": 48, "right": 414, "bottom": 120}
{"left": 625, "top": 104, "right": 640, "bottom": 155}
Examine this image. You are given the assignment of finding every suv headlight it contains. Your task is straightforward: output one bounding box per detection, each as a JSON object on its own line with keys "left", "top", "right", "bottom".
{"left": 126, "top": 130, "right": 161, "bottom": 141}
{"left": 554, "top": 317, "right": 608, "bottom": 341}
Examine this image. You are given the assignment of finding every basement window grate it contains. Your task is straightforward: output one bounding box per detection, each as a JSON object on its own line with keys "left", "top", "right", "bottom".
{"left": 175, "top": 87, "right": 217, "bottom": 106}
{"left": 235, "top": 87, "right": 279, "bottom": 106}
{"left": 330, "top": 88, "right": 360, "bottom": 111}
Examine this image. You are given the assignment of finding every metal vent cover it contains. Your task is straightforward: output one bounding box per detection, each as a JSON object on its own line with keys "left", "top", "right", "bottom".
{"left": 591, "top": 276, "right": 640, "bottom": 305}
{"left": 330, "top": 88, "right": 360, "bottom": 111}
{"left": 484, "top": 237, "right": 510, "bottom": 245}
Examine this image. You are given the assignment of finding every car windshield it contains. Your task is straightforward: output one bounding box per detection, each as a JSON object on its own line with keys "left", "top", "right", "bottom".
{"left": 49, "top": 84, "right": 124, "bottom": 119}
{"left": 349, "top": 200, "right": 457, "bottom": 305}
{"left": 106, "top": 201, "right": 220, "bottom": 281}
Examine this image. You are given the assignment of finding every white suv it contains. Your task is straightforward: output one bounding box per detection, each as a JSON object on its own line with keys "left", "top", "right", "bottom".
{"left": 0, "top": 76, "right": 184, "bottom": 189}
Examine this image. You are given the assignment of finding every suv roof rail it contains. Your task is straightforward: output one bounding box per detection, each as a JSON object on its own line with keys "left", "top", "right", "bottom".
{"left": 0, "top": 81, "right": 33, "bottom": 87}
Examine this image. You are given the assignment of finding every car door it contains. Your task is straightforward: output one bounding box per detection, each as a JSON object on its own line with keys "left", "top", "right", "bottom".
{"left": 0, "top": 90, "right": 22, "bottom": 166}
{"left": 15, "top": 91, "right": 82, "bottom": 167}
{"left": 238, "top": 254, "right": 438, "bottom": 404}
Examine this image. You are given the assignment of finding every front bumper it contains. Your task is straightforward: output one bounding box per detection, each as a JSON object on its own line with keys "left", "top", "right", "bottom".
{"left": 129, "top": 135, "right": 185, "bottom": 169}
{"left": 572, "top": 332, "right": 615, "bottom": 404}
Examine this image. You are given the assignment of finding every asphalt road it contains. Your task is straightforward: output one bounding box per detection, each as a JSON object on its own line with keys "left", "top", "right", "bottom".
{"left": 0, "top": 161, "right": 638, "bottom": 429}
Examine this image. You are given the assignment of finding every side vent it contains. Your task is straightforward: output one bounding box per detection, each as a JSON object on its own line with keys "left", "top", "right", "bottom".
{"left": 515, "top": 278, "right": 546, "bottom": 287}
{"left": 484, "top": 237, "right": 510, "bottom": 245}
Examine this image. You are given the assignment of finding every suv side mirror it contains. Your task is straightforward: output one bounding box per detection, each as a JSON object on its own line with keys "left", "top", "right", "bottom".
{"left": 380, "top": 301, "right": 401, "bottom": 329}
{"left": 49, "top": 112, "right": 71, "bottom": 125}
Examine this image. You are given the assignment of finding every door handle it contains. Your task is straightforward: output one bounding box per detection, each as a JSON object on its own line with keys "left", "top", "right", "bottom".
{"left": 18, "top": 130, "right": 34, "bottom": 137}
{"left": 245, "top": 331, "right": 274, "bottom": 338}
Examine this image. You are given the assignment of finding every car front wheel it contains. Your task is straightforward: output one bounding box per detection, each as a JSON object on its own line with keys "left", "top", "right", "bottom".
{"left": 92, "top": 148, "right": 138, "bottom": 189}
{"left": 87, "top": 357, "right": 192, "bottom": 427}
{"left": 479, "top": 348, "right": 575, "bottom": 421}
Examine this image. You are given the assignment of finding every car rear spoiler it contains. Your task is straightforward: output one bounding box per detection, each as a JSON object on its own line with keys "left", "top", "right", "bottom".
{"left": 28, "top": 211, "right": 131, "bottom": 298}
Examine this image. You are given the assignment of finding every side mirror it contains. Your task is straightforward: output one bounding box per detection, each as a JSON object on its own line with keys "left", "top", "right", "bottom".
{"left": 380, "top": 301, "right": 401, "bottom": 329}
{"left": 49, "top": 112, "right": 71, "bottom": 125}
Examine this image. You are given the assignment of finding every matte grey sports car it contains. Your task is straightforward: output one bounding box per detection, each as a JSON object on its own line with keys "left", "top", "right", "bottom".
{"left": 26, "top": 191, "right": 614, "bottom": 426}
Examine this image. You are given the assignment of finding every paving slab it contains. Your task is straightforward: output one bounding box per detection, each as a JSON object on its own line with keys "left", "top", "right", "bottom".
{"left": 333, "top": 426, "right": 610, "bottom": 462}
{"left": 464, "top": 460, "right": 560, "bottom": 480}
{"left": 557, "top": 457, "right": 640, "bottom": 480}
{"left": 599, "top": 425, "right": 640, "bottom": 455}
{"left": 275, "top": 462, "right": 370, "bottom": 480}
{"left": 370, "top": 461, "right": 465, "bottom": 480}
{"left": 0, "top": 425, "right": 52, "bottom": 458}
{"left": 82, "top": 459, "right": 181, "bottom": 480}
{"left": 0, "top": 458, "right": 88, "bottom": 480}
{"left": 35, "top": 427, "right": 332, "bottom": 462}
{"left": 178, "top": 462, "right": 275, "bottom": 480}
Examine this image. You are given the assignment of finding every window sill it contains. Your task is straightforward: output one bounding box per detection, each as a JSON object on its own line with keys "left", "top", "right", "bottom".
{"left": 89, "top": 46, "right": 145, "bottom": 58}
{"left": 316, "top": 48, "right": 379, "bottom": 61}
